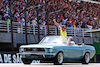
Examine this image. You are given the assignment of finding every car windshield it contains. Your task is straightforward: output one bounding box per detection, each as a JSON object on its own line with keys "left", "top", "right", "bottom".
{"left": 40, "top": 36, "right": 69, "bottom": 45}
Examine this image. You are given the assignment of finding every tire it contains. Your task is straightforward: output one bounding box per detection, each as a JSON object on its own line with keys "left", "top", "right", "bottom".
{"left": 54, "top": 52, "right": 63, "bottom": 65}
{"left": 22, "top": 58, "right": 32, "bottom": 65}
{"left": 82, "top": 53, "right": 90, "bottom": 64}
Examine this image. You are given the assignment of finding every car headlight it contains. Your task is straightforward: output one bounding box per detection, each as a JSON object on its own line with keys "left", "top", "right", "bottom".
{"left": 49, "top": 48, "right": 53, "bottom": 53}
{"left": 20, "top": 48, "right": 24, "bottom": 52}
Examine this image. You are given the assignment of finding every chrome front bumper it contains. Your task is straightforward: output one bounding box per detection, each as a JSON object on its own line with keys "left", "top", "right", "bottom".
{"left": 19, "top": 52, "right": 56, "bottom": 56}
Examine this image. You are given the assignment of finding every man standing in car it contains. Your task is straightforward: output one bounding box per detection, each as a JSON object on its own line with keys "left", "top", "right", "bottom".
{"left": 53, "top": 19, "right": 67, "bottom": 36}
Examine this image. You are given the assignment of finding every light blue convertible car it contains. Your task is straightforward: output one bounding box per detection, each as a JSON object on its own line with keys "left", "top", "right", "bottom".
{"left": 19, "top": 36, "right": 95, "bottom": 65}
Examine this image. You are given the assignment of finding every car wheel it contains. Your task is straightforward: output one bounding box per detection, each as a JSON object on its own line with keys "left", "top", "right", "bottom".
{"left": 54, "top": 52, "right": 63, "bottom": 65}
{"left": 82, "top": 53, "right": 90, "bottom": 64}
{"left": 22, "top": 58, "right": 32, "bottom": 65}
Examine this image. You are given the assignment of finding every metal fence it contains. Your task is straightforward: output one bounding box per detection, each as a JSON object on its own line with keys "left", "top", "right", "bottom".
{"left": 0, "top": 20, "right": 92, "bottom": 37}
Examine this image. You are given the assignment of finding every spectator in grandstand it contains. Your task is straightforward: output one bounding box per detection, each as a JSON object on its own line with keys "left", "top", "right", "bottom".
{"left": 53, "top": 19, "right": 67, "bottom": 36}
{"left": 6, "top": 17, "right": 10, "bottom": 25}
{"left": 20, "top": 17, "right": 25, "bottom": 25}
{"left": 32, "top": 18, "right": 37, "bottom": 26}
{"left": 16, "top": 16, "right": 21, "bottom": 23}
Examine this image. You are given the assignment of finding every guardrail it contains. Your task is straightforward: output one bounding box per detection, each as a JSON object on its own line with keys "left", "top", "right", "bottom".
{"left": 0, "top": 20, "right": 92, "bottom": 37}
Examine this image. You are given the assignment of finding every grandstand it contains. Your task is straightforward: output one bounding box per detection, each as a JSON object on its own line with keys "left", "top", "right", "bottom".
{"left": 0, "top": 0, "right": 99, "bottom": 47}
{"left": 0, "top": 0, "right": 100, "bottom": 62}
{"left": 0, "top": 0, "right": 100, "bottom": 29}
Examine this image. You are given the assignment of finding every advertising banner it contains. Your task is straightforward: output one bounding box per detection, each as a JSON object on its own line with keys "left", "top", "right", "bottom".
{"left": 0, "top": 53, "right": 40, "bottom": 63}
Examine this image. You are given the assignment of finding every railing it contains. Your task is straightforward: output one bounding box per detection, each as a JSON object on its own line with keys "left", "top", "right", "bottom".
{"left": 0, "top": 20, "right": 92, "bottom": 37}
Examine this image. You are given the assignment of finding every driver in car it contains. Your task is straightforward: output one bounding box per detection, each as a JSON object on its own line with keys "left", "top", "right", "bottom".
{"left": 69, "top": 41, "right": 75, "bottom": 46}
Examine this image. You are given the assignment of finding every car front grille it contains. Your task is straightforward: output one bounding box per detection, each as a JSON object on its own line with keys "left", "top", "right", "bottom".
{"left": 24, "top": 48, "right": 45, "bottom": 52}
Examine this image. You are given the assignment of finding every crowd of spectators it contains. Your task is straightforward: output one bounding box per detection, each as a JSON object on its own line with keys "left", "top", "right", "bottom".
{"left": 0, "top": 0, "right": 100, "bottom": 30}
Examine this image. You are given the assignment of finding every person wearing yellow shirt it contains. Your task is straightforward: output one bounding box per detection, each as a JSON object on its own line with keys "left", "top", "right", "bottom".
{"left": 53, "top": 19, "right": 67, "bottom": 36}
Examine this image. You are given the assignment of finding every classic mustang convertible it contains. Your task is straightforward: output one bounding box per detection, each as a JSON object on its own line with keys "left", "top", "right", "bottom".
{"left": 19, "top": 36, "right": 95, "bottom": 65}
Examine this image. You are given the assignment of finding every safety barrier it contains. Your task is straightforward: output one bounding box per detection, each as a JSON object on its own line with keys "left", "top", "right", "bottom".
{"left": 0, "top": 20, "right": 92, "bottom": 37}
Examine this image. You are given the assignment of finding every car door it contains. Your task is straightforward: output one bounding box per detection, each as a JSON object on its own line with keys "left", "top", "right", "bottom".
{"left": 65, "top": 45, "right": 83, "bottom": 59}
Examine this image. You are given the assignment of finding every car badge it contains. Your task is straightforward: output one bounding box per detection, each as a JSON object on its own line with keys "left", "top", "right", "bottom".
{"left": 33, "top": 48, "right": 37, "bottom": 51}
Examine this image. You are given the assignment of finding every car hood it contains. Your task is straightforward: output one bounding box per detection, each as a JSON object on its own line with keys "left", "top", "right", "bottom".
{"left": 20, "top": 44, "right": 60, "bottom": 48}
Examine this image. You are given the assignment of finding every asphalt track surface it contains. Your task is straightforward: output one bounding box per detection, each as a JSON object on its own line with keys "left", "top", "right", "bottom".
{"left": 0, "top": 63, "right": 100, "bottom": 67}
